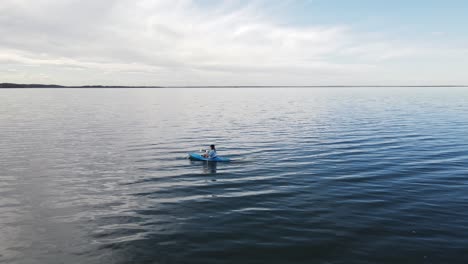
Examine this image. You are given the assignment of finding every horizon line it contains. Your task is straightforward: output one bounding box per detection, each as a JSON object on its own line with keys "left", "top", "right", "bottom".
{"left": 1, "top": 83, "right": 468, "bottom": 88}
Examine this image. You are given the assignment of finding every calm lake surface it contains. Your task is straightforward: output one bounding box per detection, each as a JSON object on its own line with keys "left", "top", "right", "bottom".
{"left": 1, "top": 87, "right": 468, "bottom": 264}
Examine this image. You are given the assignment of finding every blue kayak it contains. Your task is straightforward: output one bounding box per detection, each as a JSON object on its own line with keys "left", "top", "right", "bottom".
{"left": 188, "top": 153, "right": 230, "bottom": 162}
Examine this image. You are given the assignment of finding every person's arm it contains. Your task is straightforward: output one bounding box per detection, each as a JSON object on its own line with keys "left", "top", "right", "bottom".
{"left": 209, "top": 150, "right": 216, "bottom": 158}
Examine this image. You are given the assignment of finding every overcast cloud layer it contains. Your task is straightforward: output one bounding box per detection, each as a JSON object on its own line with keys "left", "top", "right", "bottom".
{"left": 1, "top": 0, "right": 467, "bottom": 86}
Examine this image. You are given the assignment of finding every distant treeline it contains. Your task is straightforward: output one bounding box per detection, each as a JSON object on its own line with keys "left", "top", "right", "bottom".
{"left": 1, "top": 83, "right": 65, "bottom": 88}
{"left": 0, "top": 83, "right": 161, "bottom": 88}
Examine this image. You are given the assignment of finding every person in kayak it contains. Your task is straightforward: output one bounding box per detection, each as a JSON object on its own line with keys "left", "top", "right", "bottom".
{"left": 203, "top": 144, "right": 218, "bottom": 159}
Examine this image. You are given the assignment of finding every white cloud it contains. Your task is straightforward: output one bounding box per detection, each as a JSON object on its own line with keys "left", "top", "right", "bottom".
{"left": 0, "top": 0, "right": 467, "bottom": 85}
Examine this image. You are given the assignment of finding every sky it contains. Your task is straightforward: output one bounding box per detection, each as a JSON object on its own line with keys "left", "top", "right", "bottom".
{"left": 1, "top": 0, "right": 467, "bottom": 86}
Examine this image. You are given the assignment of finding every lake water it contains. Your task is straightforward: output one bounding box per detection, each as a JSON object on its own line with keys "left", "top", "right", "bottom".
{"left": 1, "top": 87, "right": 468, "bottom": 264}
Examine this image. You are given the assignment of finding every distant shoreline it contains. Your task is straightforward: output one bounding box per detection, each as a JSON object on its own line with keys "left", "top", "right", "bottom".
{"left": 1, "top": 83, "right": 467, "bottom": 88}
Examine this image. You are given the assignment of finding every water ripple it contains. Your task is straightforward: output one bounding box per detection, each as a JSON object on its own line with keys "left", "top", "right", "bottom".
{"left": 1, "top": 88, "right": 468, "bottom": 263}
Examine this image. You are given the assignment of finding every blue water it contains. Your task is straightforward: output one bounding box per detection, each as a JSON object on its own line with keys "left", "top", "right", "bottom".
{"left": 1, "top": 87, "right": 468, "bottom": 263}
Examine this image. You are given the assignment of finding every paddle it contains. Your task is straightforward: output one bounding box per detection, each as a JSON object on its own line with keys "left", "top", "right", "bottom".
{"left": 199, "top": 148, "right": 209, "bottom": 158}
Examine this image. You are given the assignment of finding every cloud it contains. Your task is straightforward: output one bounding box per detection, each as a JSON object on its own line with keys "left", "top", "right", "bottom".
{"left": 0, "top": 0, "right": 466, "bottom": 85}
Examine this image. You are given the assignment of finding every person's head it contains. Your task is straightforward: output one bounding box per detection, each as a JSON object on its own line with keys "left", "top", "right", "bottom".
{"left": 210, "top": 144, "right": 216, "bottom": 150}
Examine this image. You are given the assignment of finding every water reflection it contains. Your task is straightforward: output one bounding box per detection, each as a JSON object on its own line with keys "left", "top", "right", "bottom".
{"left": 190, "top": 160, "right": 217, "bottom": 174}
{"left": 203, "top": 161, "right": 217, "bottom": 174}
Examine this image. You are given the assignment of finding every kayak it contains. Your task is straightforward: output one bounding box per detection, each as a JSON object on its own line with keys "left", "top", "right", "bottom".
{"left": 188, "top": 153, "right": 230, "bottom": 162}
